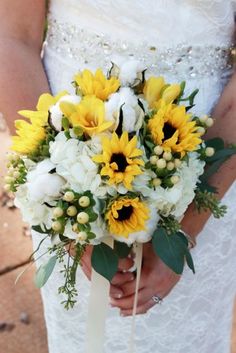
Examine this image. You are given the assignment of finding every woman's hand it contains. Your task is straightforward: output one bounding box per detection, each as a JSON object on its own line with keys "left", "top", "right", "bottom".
{"left": 110, "top": 242, "right": 180, "bottom": 316}
{"left": 78, "top": 245, "right": 136, "bottom": 299}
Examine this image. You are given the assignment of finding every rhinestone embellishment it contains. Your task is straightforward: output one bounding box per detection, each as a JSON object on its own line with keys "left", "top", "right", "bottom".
{"left": 44, "top": 19, "right": 234, "bottom": 78}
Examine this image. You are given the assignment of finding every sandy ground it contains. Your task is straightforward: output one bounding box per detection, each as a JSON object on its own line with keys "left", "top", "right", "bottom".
{"left": 0, "top": 124, "right": 235, "bottom": 353}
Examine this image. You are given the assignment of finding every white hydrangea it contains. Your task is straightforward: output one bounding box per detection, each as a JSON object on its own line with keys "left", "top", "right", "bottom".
{"left": 150, "top": 153, "right": 205, "bottom": 218}
{"left": 111, "top": 202, "right": 159, "bottom": 245}
{"left": 105, "top": 87, "right": 144, "bottom": 132}
{"left": 49, "top": 95, "right": 81, "bottom": 131}
{"left": 49, "top": 132, "right": 106, "bottom": 197}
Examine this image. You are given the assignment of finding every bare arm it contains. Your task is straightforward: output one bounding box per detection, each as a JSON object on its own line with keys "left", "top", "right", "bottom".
{"left": 0, "top": 0, "right": 50, "bottom": 134}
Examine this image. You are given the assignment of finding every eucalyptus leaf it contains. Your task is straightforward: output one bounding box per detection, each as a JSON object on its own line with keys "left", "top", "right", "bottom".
{"left": 114, "top": 241, "right": 131, "bottom": 258}
{"left": 152, "top": 228, "right": 186, "bottom": 275}
{"left": 34, "top": 255, "right": 57, "bottom": 288}
{"left": 91, "top": 243, "right": 119, "bottom": 281}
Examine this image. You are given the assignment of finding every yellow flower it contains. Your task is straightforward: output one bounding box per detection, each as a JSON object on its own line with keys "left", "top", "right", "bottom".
{"left": 74, "top": 69, "right": 120, "bottom": 100}
{"left": 148, "top": 100, "right": 202, "bottom": 157}
{"left": 106, "top": 197, "right": 150, "bottom": 237}
{"left": 93, "top": 132, "right": 144, "bottom": 189}
{"left": 11, "top": 120, "right": 46, "bottom": 155}
{"left": 60, "top": 96, "right": 113, "bottom": 136}
{"left": 18, "top": 91, "right": 68, "bottom": 124}
{"left": 143, "top": 76, "right": 180, "bottom": 108}
{"left": 11, "top": 92, "right": 67, "bottom": 155}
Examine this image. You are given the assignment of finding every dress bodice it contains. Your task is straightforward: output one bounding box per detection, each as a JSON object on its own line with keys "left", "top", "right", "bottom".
{"left": 44, "top": 0, "right": 235, "bottom": 114}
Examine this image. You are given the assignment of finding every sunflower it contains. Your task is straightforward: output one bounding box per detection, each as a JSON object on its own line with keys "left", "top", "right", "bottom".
{"left": 11, "top": 92, "right": 67, "bottom": 155}
{"left": 106, "top": 197, "right": 150, "bottom": 237}
{"left": 74, "top": 69, "right": 120, "bottom": 101}
{"left": 93, "top": 132, "right": 144, "bottom": 189}
{"left": 60, "top": 96, "right": 113, "bottom": 136}
{"left": 148, "top": 100, "right": 202, "bottom": 157}
{"left": 143, "top": 76, "right": 180, "bottom": 108}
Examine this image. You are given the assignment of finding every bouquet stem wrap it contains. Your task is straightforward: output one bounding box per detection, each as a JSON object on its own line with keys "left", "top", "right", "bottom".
{"left": 129, "top": 242, "right": 143, "bottom": 353}
{"left": 85, "top": 237, "right": 114, "bottom": 353}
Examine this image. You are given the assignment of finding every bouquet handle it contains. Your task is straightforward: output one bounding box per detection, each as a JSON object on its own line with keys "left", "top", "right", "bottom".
{"left": 85, "top": 237, "right": 114, "bottom": 353}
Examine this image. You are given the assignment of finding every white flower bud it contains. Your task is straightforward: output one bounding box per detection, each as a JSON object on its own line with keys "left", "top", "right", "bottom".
{"left": 67, "top": 206, "right": 77, "bottom": 217}
{"left": 205, "top": 117, "right": 214, "bottom": 127}
{"left": 53, "top": 207, "right": 64, "bottom": 218}
{"left": 167, "top": 161, "right": 175, "bottom": 171}
{"left": 13, "top": 171, "right": 20, "bottom": 179}
{"left": 197, "top": 127, "right": 205, "bottom": 135}
{"left": 174, "top": 159, "right": 182, "bottom": 168}
{"left": 170, "top": 175, "right": 180, "bottom": 185}
{"left": 163, "top": 151, "right": 172, "bottom": 161}
{"left": 150, "top": 155, "right": 158, "bottom": 165}
{"left": 205, "top": 147, "right": 215, "bottom": 157}
{"left": 156, "top": 158, "right": 166, "bottom": 169}
{"left": 63, "top": 191, "right": 75, "bottom": 202}
{"left": 153, "top": 178, "right": 162, "bottom": 187}
{"left": 4, "top": 176, "right": 13, "bottom": 183}
{"left": 3, "top": 184, "right": 11, "bottom": 192}
{"left": 154, "top": 145, "right": 163, "bottom": 156}
{"left": 72, "top": 223, "right": 79, "bottom": 233}
{"left": 199, "top": 115, "right": 208, "bottom": 123}
{"left": 52, "top": 221, "right": 62, "bottom": 232}
{"left": 77, "top": 212, "right": 89, "bottom": 224}
{"left": 76, "top": 231, "right": 88, "bottom": 242}
{"left": 78, "top": 196, "right": 90, "bottom": 208}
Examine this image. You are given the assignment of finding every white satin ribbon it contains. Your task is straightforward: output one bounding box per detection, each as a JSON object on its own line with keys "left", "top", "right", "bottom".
{"left": 85, "top": 240, "right": 143, "bottom": 353}
{"left": 128, "top": 242, "right": 143, "bottom": 353}
{"left": 85, "top": 237, "right": 114, "bottom": 353}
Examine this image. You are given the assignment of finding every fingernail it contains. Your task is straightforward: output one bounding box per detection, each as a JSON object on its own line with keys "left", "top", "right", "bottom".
{"left": 120, "top": 312, "right": 126, "bottom": 317}
{"left": 114, "top": 293, "right": 122, "bottom": 299}
{"left": 129, "top": 276, "right": 135, "bottom": 281}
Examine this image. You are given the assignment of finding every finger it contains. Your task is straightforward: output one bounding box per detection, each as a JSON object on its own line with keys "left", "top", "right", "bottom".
{"left": 81, "top": 262, "right": 91, "bottom": 280}
{"left": 111, "top": 272, "right": 135, "bottom": 286}
{"left": 110, "top": 288, "right": 152, "bottom": 310}
{"left": 110, "top": 285, "right": 124, "bottom": 299}
{"left": 120, "top": 299, "right": 156, "bottom": 317}
{"left": 118, "top": 257, "right": 134, "bottom": 271}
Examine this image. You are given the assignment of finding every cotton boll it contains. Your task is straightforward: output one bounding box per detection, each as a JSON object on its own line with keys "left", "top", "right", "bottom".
{"left": 49, "top": 95, "right": 81, "bottom": 131}
{"left": 27, "top": 173, "right": 65, "bottom": 203}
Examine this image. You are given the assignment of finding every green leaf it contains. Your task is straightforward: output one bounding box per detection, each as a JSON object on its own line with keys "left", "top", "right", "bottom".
{"left": 91, "top": 243, "right": 119, "bottom": 281}
{"left": 88, "top": 212, "right": 98, "bottom": 222}
{"left": 185, "top": 250, "right": 195, "bottom": 273}
{"left": 206, "top": 147, "right": 236, "bottom": 163}
{"left": 205, "top": 137, "right": 224, "bottom": 151}
{"left": 34, "top": 255, "right": 57, "bottom": 288}
{"left": 32, "top": 225, "right": 48, "bottom": 234}
{"left": 152, "top": 227, "right": 186, "bottom": 275}
{"left": 62, "top": 117, "right": 70, "bottom": 130}
{"left": 114, "top": 241, "right": 132, "bottom": 258}
{"left": 87, "top": 232, "right": 96, "bottom": 240}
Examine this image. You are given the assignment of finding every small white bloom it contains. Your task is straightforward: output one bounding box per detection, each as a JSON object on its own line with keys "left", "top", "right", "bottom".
{"left": 111, "top": 56, "right": 146, "bottom": 86}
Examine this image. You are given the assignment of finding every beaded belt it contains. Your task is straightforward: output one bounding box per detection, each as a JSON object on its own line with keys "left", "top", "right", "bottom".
{"left": 44, "top": 19, "right": 235, "bottom": 78}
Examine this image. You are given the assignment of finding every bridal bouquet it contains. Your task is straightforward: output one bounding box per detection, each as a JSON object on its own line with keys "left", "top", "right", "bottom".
{"left": 5, "top": 59, "right": 235, "bottom": 309}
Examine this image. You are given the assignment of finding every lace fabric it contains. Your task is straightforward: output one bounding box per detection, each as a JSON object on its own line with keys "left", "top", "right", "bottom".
{"left": 37, "top": 1, "right": 236, "bottom": 352}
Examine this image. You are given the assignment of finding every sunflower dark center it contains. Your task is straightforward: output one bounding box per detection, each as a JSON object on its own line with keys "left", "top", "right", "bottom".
{"left": 110, "top": 153, "right": 128, "bottom": 172}
{"left": 117, "top": 205, "right": 133, "bottom": 221}
{"left": 162, "top": 123, "right": 177, "bottom": 141}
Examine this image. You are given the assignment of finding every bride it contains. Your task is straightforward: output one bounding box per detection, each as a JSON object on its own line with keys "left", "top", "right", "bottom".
{"left": 1, "top": 1, "right": 236, "bottom": 352}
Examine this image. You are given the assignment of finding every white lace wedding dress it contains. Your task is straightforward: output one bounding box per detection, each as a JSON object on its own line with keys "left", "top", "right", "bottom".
{"left": 34, "top": 1, "right": 236, "bottom": 352}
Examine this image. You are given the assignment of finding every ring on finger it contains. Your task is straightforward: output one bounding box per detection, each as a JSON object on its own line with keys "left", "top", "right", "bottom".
{"left": 152, "top": 295, "right": 163, "bottom": 304}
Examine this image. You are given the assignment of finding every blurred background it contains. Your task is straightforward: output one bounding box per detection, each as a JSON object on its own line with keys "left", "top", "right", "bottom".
{"left": 0, "top": 117, "right": 235, "bottom": 352}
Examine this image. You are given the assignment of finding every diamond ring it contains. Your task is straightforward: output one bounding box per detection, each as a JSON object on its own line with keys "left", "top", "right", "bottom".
{"left": 152, "top": 295, "right": 163, "bottom": 304}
